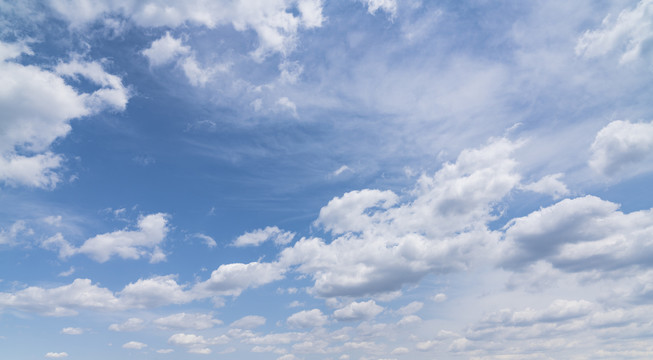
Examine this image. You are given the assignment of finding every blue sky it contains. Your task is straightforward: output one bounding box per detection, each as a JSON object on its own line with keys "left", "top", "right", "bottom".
{"left": 2, "top": 0, "right": 653, "bottom": 359}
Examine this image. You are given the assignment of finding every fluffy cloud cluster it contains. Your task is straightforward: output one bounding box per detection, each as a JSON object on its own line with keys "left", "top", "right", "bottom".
{"left": 49, "top": 0, "right": 324, "bottom": 61}
{"left": 42, "top": 213, "right": 170, "bottom": 263}
{"left": 0, "top": 41, "right": 129, "bottom": 188}
{"left": 0, "top": 260, "right": 284, "bottom": 316}
{"left": 279, "top": 139, "right": 521, "bottom": 297}
{"left": 460, "top": 298, "right": 653, "bottom": 358}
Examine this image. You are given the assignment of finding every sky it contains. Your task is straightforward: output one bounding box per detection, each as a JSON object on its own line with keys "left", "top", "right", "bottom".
{"left": 1, "top": 0, "right": 653, "bottom": 359}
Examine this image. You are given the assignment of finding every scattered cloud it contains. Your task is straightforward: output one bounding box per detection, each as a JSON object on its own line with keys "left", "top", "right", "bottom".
{"left": 109, "top": 318, "right": 145, "bottom": 332}
{"left": 576, "top": 0, "right": 653, "bottom": 63}
{"left": 45, "top": 352, "right": 68, "bottom": 358}
{"left": 42, "top": 213, "right": 170, "bottom": 263}
{"left": 61, "top": 327, "right": 83, "bottom": 335}
{"left": 122, "top": 341, "right": 147, "bottom": 350}
{"left": 589, "top": 120, "right": 653, "bottom": 178}
{"left": 192, "top": 233, "right": 217, "bottom": 248}
{"left": 333, "top": 300, "right": 383, "bottom": 321}
{"left": 154, "top": 312, "right": 222, "bottom": 330}
{"left": 362, "top": 0, "right": 397, "bottom": 17}
{"left": 142, "top": 32, "right": 190, "bottom": 67}
{"left": 500, "top": 195, "right": 653, "bottom": 273}
{"left": 286, "top": 309, "right": 328, "bottom": 328}
{"left": 230, "top": 315, "right": 266, "bottom": 329}
{"left": 0, "top": 42, "right": 128, "bottom": 189}
{"left": 233, "top": 226, "right": 295, "bottom": 247}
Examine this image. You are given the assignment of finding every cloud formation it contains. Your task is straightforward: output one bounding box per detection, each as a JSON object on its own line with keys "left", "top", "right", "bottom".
{"left": 589, "top": 120, "right": 653, "bottom": 178}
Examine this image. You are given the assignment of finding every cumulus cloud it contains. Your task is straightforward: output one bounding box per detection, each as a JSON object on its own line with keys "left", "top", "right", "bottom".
{"left": 142, "top": 32, "right": 190, "bottom": 67}
{"left": 230, "top": 315, "right": 266, "bottom": 329}
{"left": 55, "top": 59, "right": 130, "bottom": 112}
{"left": 193, "top": 261, "right": 286, "bottom": 298}
{"left": 0, "top": 278, "right": 120, "bottom": 316}
{"left": 45, "top": 352, "right": 68, "bottom": 358}
{"left": 0, "top": 41, "right": 129, "bottom": 188}
{"left": 108, "top": 318, "right": 145, "bottom": 332}
{"left": 589, "top": 120, "right": 653, "bottom": 178}
{"left": 61, "top": 327, "right": 83, "bottom": 335}
{"left": 154, "top": 312, "right": 222, "bottom": 330}
{"left": 280, "top": 139, "right": 520, "bottom": 297}
{"left": 576, "top": 0, "right": 653, "bottom": 64}
{"left": 122, "top": 341, "right": 147, "bottom": 350}
{"left": 333, "top": 300, "right": 383, "bottom": 321}
{"left": 43, "top": 213, "right": 170, "bottom": 263}
{"left": 286, "top": 309, "right": 328, "bottom": 328}
{"left": 119, "top": 275, "right": 192, "bottom": 308}
{"left": 501, "top": 195, "right": 653, "bottom": 273}
{"left": 168, "top": 333, "right": 229, "bottom": 354}
{"left": 522, "top": 173, "right": 570, "bottom": 199}
{"left": 48, "top": 0, "right": 324, "bottom": 61}
{"left": 233, "top": 226, "right": 295, "bottom": 247}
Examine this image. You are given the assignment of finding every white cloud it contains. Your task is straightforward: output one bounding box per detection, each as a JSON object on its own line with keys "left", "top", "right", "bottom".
{"left": 576, "top": 0, "right": 653, "bottom": 63}
{"left": 280, "top": 139, "right": 520, "bottom": 297}
{"left": 0, "top": 220, "right": 32, "bottom": 245}
{"left": 333, "top": 300, "right": 383, "bottom": 321}
{"left": 45, "top": 352, "right": 68, "bottom": 358}
{"left": 501, "top": 195, "right": 653, "bottom": 273}
{"left": 48, "top": 0, "right": 324, "bottom": 61}
{"left": 122, "top": 341, "right": 147, "bottom": 350}
{"left": 193, "top": 233, "right": 217, "bottom": 248}
{"left": 193, "top": 261, "right": 286, "bottom": 298}
{"left": 156, "top": 349, "right": 174, "bottom": 354}
{"left": 233, "top": 226, "right": 295, "bottom": 247}
{"left": 55, "top": 59, "right": 130, "bottom": 112}
{"left": 315, "top": 189, "right": 398, "bottom": 235}
{"left": 432, "top": 293, "right": 447, "bottom": 302}
{"left": 180, "top": 56, "right": 219, "bottom": 87}
{"left": 119, "top": 275, "right": 192, "bottom": 308}
{"left": 154, "top": 312, "right": 222, "bottom": 330}
{"left": 415, "top": 340, "right": 438, "bottom": 351}
{"left": 297, "top": 0, "right": 324, "bottom": 28}
{"left": 142, "top": 32, "right": 190, "bottom": 67}
{"left": 391, "top": 347, "right": 409, "bottom": 355}
{"left": 362, "top": 0, "right": 397, "bottom": 17}
{"left": 168, "top": 332, "right": 229, "bottom": 354}
{"left": 396, "top": 301, "right": 423, "bottom": 315}
{"left": 480, "top": 299, "right": 595, "bottom": 327}
{"left": 332, "top": 165, "right": 352, "bottom": 177}
{"left": 286, "top": 309, "right": 328, "bottom": 328}
{"left": 44, "top": 213, "right": 170, "bottom": 263}
{"left": 0, "top": 41, "right": 129, "bottom": 188}
{"left": 108, "top": 318, "right": 145, "bottom": 332}
{"left": 397, "top": 314, "right": 421, "bottom": 325}
{"left": 589, "top": 120, "right": 653, "bottom": 178}
{"left": 0, "top": 278, "right": 120, "bottom": 316}
{"left": 276, "top": 97, "right": 298, "bottom": 117}
{"left": 522, "top": 173, "right": 570, "bottom": 199}
{"left": 61, "top": 327, "right": 83, "bottom": 335}
{"left": 230, "top": 315, "right": 266, "bottom": 329}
